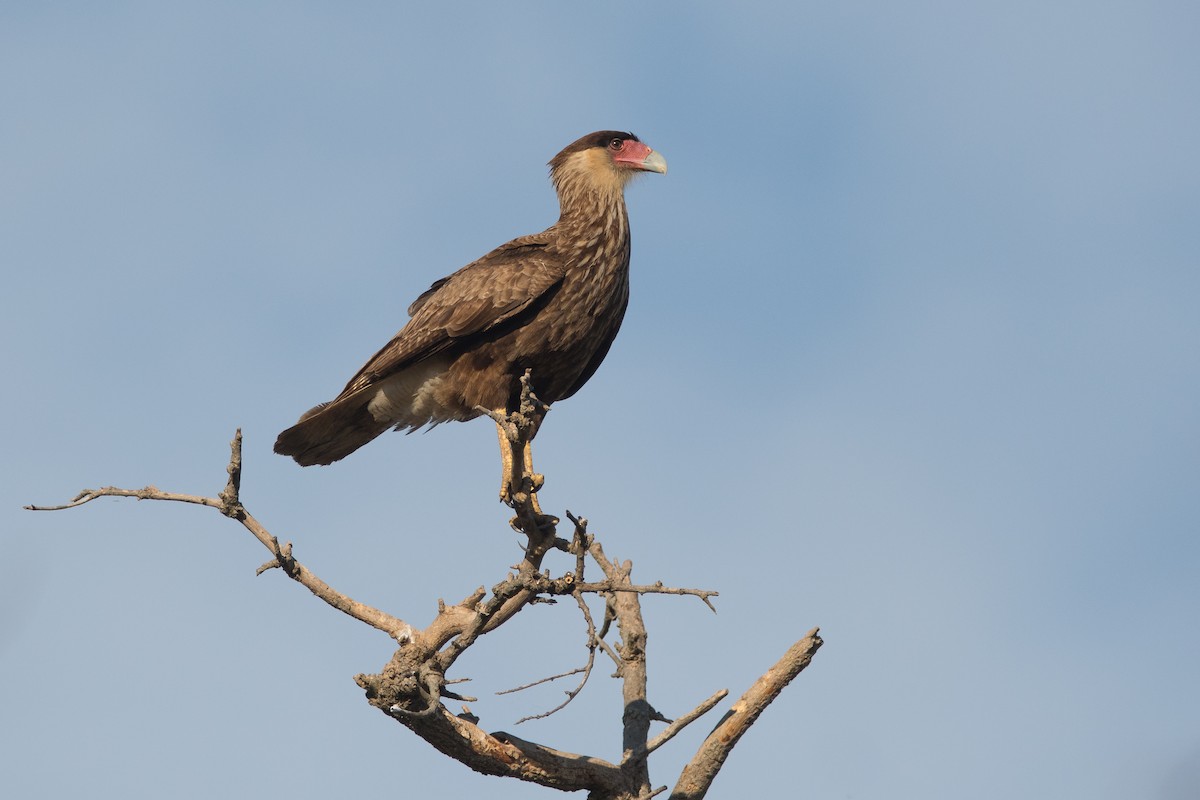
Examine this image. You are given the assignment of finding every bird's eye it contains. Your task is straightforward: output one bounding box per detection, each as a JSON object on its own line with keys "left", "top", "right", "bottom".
{"left": 608, "top": 137, "right": 623, "bottom": 150}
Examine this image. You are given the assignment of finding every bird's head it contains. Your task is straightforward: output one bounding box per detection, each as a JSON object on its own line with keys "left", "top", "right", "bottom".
{"left": 549, "top": 131, "right": 667, "bottom": 201}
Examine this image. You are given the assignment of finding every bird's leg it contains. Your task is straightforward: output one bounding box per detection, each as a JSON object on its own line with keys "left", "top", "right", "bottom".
{"left": 523, "top": 439, "right": 544, "bottom": 495}
{"left": 510, "top": 436, "right": 545, "bottom": 516}
{"left": 494, "top": 417, "right": 520, "bottom": 506}
{"left": 489, "top": 418, "right": 543, "bottom": 516}
{"left": 479, "top": 373, "right": 550, "bottom": 521}
{"left": 509, "top": 432, "right": 544, "bottom": 517}
{"left": 516, "top": 371, "right": 548, "bottom": 500}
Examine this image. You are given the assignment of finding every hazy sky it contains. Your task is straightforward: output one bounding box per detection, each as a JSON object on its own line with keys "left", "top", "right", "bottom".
{"left": 3, "top": 3, "right": 1198, "bottom": 798}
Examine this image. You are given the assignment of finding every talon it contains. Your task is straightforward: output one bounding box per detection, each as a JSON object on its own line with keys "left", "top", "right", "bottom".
{"left": 530, "top": 473, "right": 545, "bottom": 492}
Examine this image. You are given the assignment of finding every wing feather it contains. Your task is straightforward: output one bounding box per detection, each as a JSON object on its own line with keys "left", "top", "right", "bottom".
{"left": 336, "top": 233, "right": 563, "bottom": 398}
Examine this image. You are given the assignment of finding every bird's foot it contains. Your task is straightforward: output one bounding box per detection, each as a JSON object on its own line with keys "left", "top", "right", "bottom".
{"left": 500, "top": 475, "right": 544, "bottom": 513}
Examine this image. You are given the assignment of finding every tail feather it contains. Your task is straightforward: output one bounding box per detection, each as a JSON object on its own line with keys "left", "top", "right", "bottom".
{"left": 273, "top": 395, "right": 392, "bottom": 466}
{"left": 275, "top": 357, "right": 458, "bottom": 466}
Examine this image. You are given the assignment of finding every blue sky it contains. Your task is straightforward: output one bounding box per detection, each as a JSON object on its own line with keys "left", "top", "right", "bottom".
{"left": 3, "top": 3, "right": 1198, "bottom": 798}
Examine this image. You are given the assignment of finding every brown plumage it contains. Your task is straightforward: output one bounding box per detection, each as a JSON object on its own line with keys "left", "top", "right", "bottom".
{"left": 274, "top": 130, "right": 666, "bottom": 468}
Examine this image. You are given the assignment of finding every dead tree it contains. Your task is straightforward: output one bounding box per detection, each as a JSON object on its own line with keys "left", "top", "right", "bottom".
{"left": 26, "top": 381, "right": 822, "bottom": 800}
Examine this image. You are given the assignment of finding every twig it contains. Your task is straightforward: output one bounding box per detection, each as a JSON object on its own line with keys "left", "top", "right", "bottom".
{"left": 646, "top": 690, "right": 729, "bottom": 755}
{"left": 510, "top": 590, "right": 601, "bottom": 724}
{"left": 496, "top": 668, "right": 586, "bottom": 695}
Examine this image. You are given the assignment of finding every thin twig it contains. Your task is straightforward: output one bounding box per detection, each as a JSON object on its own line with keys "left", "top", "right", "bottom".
{"left": 646, "top": 690, "right": 729, "bottom": 754}
{"left": 510, "top": 590, "right": 601, "bottom": 724}
{"left": 496, "top": 667, "right": 586, "bottom": 696}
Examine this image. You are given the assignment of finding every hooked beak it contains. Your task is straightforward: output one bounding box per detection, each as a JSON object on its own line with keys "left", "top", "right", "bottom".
{"left": 614, "top": 140, "right": 668, "bottom": 175}
{"left": 638, "top": 149, "right": 668, "bottom": 175}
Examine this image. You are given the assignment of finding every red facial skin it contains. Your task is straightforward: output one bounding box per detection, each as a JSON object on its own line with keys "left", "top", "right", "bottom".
{"left": 610, "top": 138, "right": 661, "bottom": 171}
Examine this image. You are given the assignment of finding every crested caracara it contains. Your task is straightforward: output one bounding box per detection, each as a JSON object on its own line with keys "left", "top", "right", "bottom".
{"left": 274, "top": 130, "right": 666, "bottom": 499}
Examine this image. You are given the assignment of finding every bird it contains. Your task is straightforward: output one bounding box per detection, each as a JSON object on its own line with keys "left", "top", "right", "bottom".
{"left": 274, "top": 130, "right": 666, "bottom": 502}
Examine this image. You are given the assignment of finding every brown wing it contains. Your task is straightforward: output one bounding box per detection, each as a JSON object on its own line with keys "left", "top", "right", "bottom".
{"left": 335, "top": 233, "right": 564, "bottom": 399}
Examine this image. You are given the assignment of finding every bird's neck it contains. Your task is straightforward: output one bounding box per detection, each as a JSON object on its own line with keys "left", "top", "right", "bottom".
{"left": 554, "top": 182, "right": 629, "bottom": 246}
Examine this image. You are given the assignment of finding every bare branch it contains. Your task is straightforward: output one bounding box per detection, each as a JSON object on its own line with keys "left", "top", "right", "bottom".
{"left": 26, "top": 485, "right": 220, "bottom": 512}
{"left": 670, "top": 628, "right": 824, "bottom": 800}
{"left": 574, "top": 580, "right": 718, "bottom": 609}
{"left": 488, "top": 574, "right": 717, "bottom": 607}
{"left": 24, "top": 431, "right": 411, "bottom": 641}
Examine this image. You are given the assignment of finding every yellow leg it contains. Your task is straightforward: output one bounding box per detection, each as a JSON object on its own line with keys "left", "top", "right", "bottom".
{"left": 522, "top": 438, "right": 544, "bottom": 515}
{"left": 494, "top": 416, "right": 543, "bottom": 515}
{"left": 523, "top": 440, "right": 544, "bottom": 494}
{"left": 496, "top": 418, "right": 516, "bottom": 504}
